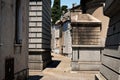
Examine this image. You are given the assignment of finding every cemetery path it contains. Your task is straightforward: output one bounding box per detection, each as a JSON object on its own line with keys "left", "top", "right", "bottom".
{"left": 29, "top": 53, "right": 98, "bottom": 80}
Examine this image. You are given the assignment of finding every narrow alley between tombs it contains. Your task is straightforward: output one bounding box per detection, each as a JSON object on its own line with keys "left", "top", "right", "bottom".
{"left": 29, "top": 53, "right": 98, "bottom": 80}
{"left": 0, "top": 0, "right": 120, "bottom": 80}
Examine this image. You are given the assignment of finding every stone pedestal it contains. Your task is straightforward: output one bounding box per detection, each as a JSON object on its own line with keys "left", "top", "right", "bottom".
{"left": 72, "top": 47, "right": 101, "bottom": 71}
{"left": 29, "top": 51, "right": 52, "bottom": 70}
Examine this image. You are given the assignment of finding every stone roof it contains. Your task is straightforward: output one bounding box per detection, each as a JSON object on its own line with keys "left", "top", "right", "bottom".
{"left": 71, "top": 13, "right": 101, "bottom": 23}
{"left": 70, "top": 5, "right": 82, "bottom": 12}
{"left": 61, "top": 11, "right": 71, "bottom": 23}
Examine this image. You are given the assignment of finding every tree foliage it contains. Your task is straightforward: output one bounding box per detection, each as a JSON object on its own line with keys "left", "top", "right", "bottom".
{"left": 61, "top": 5, "right": 68, "bottom": 14}
{"left": 52, "top": 0, "right": 61, "bottom": 24}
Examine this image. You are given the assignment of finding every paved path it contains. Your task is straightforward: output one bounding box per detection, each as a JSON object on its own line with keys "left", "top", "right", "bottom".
{"left": 29, "top": 53, "right": 98, "bottom": 80}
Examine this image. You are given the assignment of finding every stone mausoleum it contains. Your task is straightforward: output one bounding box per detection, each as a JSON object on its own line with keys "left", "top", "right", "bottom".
{"left": 71, "top": 13, "right": 102, "bottom": 71}
{"left": 28, "top": 0, "right": 52, "bottom": 70}
{"left": 71, "top": 0, "right": 109, "bottom": 71}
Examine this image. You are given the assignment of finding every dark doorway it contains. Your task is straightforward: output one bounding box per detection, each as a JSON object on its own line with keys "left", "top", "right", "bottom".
{"left": 5, "top": 58, "right": 14, "bottom": 80}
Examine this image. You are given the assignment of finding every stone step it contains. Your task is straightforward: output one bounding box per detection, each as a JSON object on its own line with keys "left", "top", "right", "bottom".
{"left": 95, "top": 72, "right": 106, "bottom": 80}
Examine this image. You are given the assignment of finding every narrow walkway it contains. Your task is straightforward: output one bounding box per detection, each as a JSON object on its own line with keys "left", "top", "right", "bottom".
{"left": 29, "top": 53, "right": 98, "bottom": 80}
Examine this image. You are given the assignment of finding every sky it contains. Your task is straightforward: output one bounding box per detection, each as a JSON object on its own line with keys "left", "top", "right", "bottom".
{"left": 51, "top": 0, "right": 80, "bottom": 9}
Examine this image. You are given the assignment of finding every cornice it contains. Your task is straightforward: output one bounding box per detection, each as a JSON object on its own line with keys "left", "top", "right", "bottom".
{"left": 85, "top": 0, "right": 105, "bottom": 10}
{"left": 104, "top": 0, "right": 120, "bottom": 17}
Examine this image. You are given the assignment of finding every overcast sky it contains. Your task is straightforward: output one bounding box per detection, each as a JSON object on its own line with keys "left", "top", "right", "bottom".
{"left": 51, "top": 0, "right": 80, "bottom": 9}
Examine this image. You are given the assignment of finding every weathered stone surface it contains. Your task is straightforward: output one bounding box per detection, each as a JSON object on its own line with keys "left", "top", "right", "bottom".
{"left": 71, "top": 6, "right": 103, "bottom": 71}
{"left": 103, "top": 49, "right": 120, "bottom": 58}
{"left": 28, "top": 0, "right": 52, "bottom": 70}
{"left": 72, "top": 49, "right": 79, "bottom": 61}
{"left": 79, "top": 50, "right": 101, "bottom": 61}
{"left": 29, "top": 62, "right": 43, "bottom": 70}
{"left": 30, "top": 53, "right": 97, "bottom": 80}
{"left": 72, "top": 47, "right": 101, "bottom": 71}
{"left": 102, "top": 55, "right": 120, "bottom": 73}
{"left": 100, "top": 65, "right": 120, "bottom": 80}
{"left": 79, "top": 62, "right": 101, "bottom": 71}
{"left": 29, "top": 51, "right": 51, "bottom": 70}
{"left": 95, "top": 72, "right": 107, "bottom": 80}
{"left": 0, "top": 0, "right": 29, "bottom": 80}
{"left": 72, "top": 61, "right": 101, "bottom": 71}
{"left": 71, "top": 61, "right": 79, "bottom": 71}
{"left": 100, "top": 0, "right": 120, "bottom": 80}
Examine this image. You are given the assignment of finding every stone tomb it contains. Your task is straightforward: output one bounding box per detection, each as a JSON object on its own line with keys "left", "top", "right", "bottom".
{"left": 71, "top": 14, "right": 102, "bottom": 71}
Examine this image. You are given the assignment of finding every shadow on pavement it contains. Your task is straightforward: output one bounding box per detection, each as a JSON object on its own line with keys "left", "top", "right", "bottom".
{"left": 47, "top": 60, "right": 61, "bottom": 68}
{"left": 28, "top": 75, "right": 43, "bottom": 80}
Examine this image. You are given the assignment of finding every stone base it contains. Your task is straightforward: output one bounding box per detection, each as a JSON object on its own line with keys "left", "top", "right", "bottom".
{"left": 71, "top": 61, "right": 101, "bottom": 71}
{"left": 29, "top": 62, "right": 43, "bottom": 70}
{"left": 72, "top": 47, "right": 102, "bottom": 71}
{"left": 14, "top": 68, "right": 28, "bottom": 80}
{"left": 29, "top": 51, "right": 52, "bottom": 70}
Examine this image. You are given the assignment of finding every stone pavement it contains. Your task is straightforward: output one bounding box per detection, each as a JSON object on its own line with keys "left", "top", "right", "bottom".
{"left": 29, "top": 53, "right": 98, "bottom": 80}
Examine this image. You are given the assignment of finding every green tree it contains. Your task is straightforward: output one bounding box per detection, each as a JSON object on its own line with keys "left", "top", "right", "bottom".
{"left": 61, "top": 5, "right": 68, "bottom": 14}
{"left": 52, "top": 0, "right": 61, "bottom": 24}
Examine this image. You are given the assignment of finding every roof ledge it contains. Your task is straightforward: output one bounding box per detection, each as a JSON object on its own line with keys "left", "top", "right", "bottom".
{"left": 104, "top": 0, "right": 120, "bottom": 17}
